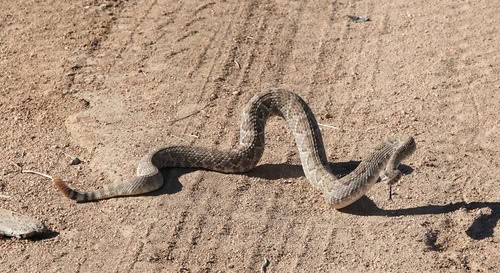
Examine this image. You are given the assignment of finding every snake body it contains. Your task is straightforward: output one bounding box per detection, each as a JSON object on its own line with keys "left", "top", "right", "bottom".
{"left": 54, "top": 89, "right": 415, "bottom": 208}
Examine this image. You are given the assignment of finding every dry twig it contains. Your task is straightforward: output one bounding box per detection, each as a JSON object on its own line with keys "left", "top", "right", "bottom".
{"left": 21, "top": 170, "right": 53, "bottom": 180}
{"left": 318, "top": 123, "right": 340, "bottom": 130}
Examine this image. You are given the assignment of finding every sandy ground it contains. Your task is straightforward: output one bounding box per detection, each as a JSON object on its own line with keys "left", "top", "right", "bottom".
{"left": 1, "top": 0, "right": 499, "bottom": 272}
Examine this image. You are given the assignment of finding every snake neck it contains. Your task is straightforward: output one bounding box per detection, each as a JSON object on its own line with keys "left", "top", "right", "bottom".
{"left": 240, "top": 89, "right": 331, "bottom": 181}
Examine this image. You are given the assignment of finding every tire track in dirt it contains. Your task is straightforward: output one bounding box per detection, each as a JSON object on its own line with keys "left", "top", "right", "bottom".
{"left": 171, "top": 4, "right": 257, "bottom": 272}
{"left": 297, "top": 1, "right": 357, "bottom": 162}
{"left": 290, "top": 224, "right": 314, "bottom": 270}
{"left": 306, "top": 1, "right": 339, "bottom": 92}
{"left": 353, "top": 0, "right": 398, "bottom": 148}
{"left": 238, "top": 1, "right": 335, "bottom": 270}
{"left": 183, "top": 5, "right": 225, "bottom": 79}
{"left": 172, "top": 1, "right": 283, "bottom": 270}
{"left": 157, "top": 1, "right": 313, "bottom": 270}
{"left": 205, "top": 1, "right": 347, "bottom": 270}
{"left": 329, "top": 1, "right": 373, "bottom": 159}
{"left": 278, "top": 0, "right": 338, "bottom": 171}
{"left": 322, "top": 227, "right": 339, "bottom": 264}
{"left": 194, "top": 0, "right": 308, "bottom": 268}
{"left": 315, "top": 0, "right": 389, "bottom": 161}
{"left": 175, "top": 195, "right": 213, "bottom": 270}
{"left": 269, "top": 220, "right": 297, "bottom": 270}
{"left": 60, "top": 1, "right": 162, "bottom": 271}
{"left": 438, "top": 3, "right": 499, "bottom": 207}
{"left": 242, "top": 188, "right": 284, "bottom": 270}
{"left": 114, "top": 223, "right": 154, "bottom": 273}
{"left": 253, "top": 2, "right": 303, "bottom": 87}
{"left": 81, "top": 1, "right": 241, "bottom": 271}
{"left": 267, "top": 1, "right": 400, "bottom": 270}
{"left": 277, "top": 0, "right": 360, "bottom": 163}
{"left": 283, "top": 221, "right": 337, "bottom": 271}
{"left": 108, "top": 0, "right": 160, "bottom": 71}
{"left": 132, "top": 1, "right": 256, "bottom": 271}
{"left": 99, "top": 0, "right": 180, "bottom": 270}
{"left": 367, "top": 10, "right": 390, "bottom": 98}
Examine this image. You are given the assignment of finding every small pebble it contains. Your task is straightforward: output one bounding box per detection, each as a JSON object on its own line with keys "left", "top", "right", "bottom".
{"left": 69, "top": 157, "right": 81, "bottom": 165}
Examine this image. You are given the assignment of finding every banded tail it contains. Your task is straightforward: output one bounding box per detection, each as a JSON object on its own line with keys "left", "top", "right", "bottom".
{"left": 53, "top": 177, "right": 108, "bottom": 202}
{"left": 52, "top": 174, "right": 163, "bottom": 202}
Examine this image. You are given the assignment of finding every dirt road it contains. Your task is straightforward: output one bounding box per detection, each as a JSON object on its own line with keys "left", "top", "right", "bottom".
{"left": 1, "top": 0, "right": 499, "bottom": 272}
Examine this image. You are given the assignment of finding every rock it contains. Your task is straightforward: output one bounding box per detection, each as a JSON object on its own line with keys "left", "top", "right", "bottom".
{"left": 69, "top": 157, "right": 81, "bottom": 165}
{"left": 0, "top": 208, "right": 47, "bottom": 239}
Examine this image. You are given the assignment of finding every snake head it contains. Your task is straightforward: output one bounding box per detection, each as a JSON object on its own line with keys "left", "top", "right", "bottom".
{"left": 387, "top": 135, "right": 416, "bottom": 159}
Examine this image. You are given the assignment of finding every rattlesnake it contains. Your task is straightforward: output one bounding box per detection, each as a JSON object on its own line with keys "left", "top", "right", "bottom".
{"left": 54, "top": 89, "right": 416, "bottom": 208}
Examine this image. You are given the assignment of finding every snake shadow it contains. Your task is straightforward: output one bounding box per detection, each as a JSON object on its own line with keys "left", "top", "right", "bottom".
{"left": 249, "top": 162, "right": 498, "bottom": 240}
{"left": 151, "top": 160, "right": 414, "bottom": 195}
{"left": 150, "top": 160, "right": 379, "bottom": 196}
{"left": 146, "top": 168, "right": 187, "bottom": 196}
{"left": 341, "top": 197, "right": 500, "bottom": 240}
